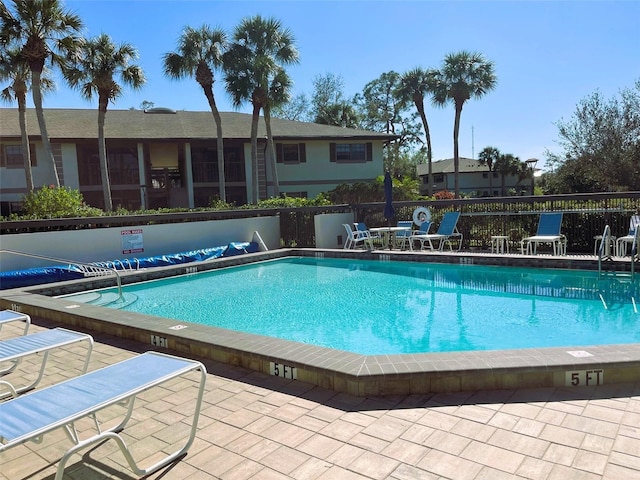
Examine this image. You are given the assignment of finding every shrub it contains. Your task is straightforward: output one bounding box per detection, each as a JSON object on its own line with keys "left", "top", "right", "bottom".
{"left": 245, "top": 194, "right": 332, "bottom": 209}
{"left": 22, "top": 186, "right": 103, "bottom": 218}
{"left": 434, "top": 190, "right": 455, "bottom": 200}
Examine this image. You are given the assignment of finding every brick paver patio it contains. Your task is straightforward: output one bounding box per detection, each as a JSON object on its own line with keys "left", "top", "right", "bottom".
{"left": 1, "top": 321, "right": 639, "bottom": 480}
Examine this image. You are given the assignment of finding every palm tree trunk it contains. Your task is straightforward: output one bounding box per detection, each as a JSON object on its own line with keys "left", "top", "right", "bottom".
{"left": 17, "top": 92, "right": 34, "bottom": 191}
{"left": 250, "top": 102, "right": 260, "bottom": 204}
{"left": 417, "top": 104, "right": 433, "bottom": 197}
{"left": 263, "top": 105, "right": 280, "bottom": 197}
{"left": 97, "top": 103, "right": 113, "bottom": 211}
{"left": 31, "top": 69, "right": 60, "bottom": 187}
{"left": 453, "top": 102, "right": 463, "bottom": 198}
{"left": 202, "top": 85, "right": 226, "bottom": 203}
{"left": 488, "top": 166, "right": 493, "bottom": 196}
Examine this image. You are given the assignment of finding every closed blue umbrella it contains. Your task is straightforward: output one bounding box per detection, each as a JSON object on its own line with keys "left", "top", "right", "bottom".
{"left": 383, "top": 171, "right": 395, "bottom": 225}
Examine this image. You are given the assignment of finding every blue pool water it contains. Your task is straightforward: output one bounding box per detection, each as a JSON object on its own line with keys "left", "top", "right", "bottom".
{"left": 73, "top": 257, "right": 640, "bottom": 355}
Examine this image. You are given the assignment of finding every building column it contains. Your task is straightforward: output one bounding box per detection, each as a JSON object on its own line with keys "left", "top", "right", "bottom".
{"left": 184, "top": 142, "right": 194, "bottom": 209}
{"left": 137, "top": 143, "right": 146, "bottom": 209}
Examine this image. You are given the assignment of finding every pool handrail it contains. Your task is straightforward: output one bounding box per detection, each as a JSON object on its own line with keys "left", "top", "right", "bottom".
{"left": 597, "top": 225, "right": 612, "bottom": 277}
{"left": 0, "top": 249, "right": 123, "bottom": 300}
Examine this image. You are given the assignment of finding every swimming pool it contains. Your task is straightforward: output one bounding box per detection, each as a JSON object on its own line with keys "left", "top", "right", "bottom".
{"left": 7, "top": 249, "right": 640, "bottom": 396}
{"left": 65, "top": 257, "right": 640, "bottom": 356}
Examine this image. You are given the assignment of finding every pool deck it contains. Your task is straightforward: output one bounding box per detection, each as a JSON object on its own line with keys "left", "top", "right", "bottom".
{"left": 1, "top": 248, "right": 639, "bottom": 399}
{"left": 1, "top": 319, "right": 639, "bottom": 480}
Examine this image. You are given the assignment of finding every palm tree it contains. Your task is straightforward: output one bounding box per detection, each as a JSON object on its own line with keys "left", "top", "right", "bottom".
{"left": 64, "top": 33, "right": 145, "bottom": 211}
{"left": 433, "top": 51, "right": 497, "bottom": 197}
{"left": 0, "top": 47, "right": 53, "bottom": 191}
{"left": 478, "top": 146, "right": 500, "bottom": 196}
{"left": 0, "top": 0, "right": 83, "bottom": 187}
{"left": 223, "top": 15, "right": 299, "bottom": 203}
{"left": 163, "top": 25, "right": 227, "bottom": 202}
{"left": 263, "top": 67, "right": 294, "bottom": 197}
{"left": 397, "top": 67, "right": 438, "bottom": 196}
{"left": 494, "top": 153, "right": 521, "bottom": 196}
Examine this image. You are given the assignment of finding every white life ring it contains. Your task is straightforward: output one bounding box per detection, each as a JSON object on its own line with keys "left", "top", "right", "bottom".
{"left": 412, "top": 207, "right": 431, "bottom": 226}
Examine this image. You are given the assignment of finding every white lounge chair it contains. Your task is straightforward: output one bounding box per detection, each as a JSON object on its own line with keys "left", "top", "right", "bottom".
{"left": 520, "top": 212, "right": 566, "bottom": 255}
{"left": 0, "top": 310, "right": 31, "bottom": 338}
{"left": 0, "top": 351, "right": 207, "bottom": 480}
{"left": 0, "top": 327, "right": 94, "bottom": 399}
{"left": 394, "top": 220, "right": 414, "bottom": 250}
{"left": 410, "top": 212, "right": 461, "bottom": 251}
{"left": 354, "top": 222, "right": 382, "bottom": 246}
{"left": 342, "top": 223, "right": 373, "bottom": 250}
{"left": 616, "top": 214, "right": 640, "bottom": 256}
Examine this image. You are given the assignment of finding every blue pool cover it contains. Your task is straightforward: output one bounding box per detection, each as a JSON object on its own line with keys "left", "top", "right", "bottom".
{"left": 0, "top": 241, "right": 259, "bottom": 290}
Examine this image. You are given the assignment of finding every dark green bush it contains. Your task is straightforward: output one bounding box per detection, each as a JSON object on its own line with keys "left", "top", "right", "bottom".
{"left": 22, "top": 186, "right": 103, "bottom": 218}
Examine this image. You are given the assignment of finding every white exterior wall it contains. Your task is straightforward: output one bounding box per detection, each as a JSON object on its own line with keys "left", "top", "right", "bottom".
{"left": 0, "top": 140, "right": 80, "bottom": 202}
{"left": 60, "top": 143, "right": 80, "bottom": 189}
{"left": 314, "top": 212, "right": 355, "bottom": 249}
{"left": 276, "top": 140, "right": 385, "bottom": 198}
{"left": 0, "top": 216, "right": 280, "bottom": 272}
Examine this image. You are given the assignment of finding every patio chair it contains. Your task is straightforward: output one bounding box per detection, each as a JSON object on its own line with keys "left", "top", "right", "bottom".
{"left": 0, "top": 351, "right": 206, "bottom": 480}
{"left": 354, "top": 222, "right": 382, "bottom": 246}
{"left": 410, "top": 212, "right": 460, "bottom": 251}
{"left": 520, "top": 212, "right": 566, "bottom": 255}
{"left": 342, "top": 223, "right": 373, "bottom": 250}
{"left": 394, "top": 220, "right": 414, "bottom": 250}
{"left": 0, "top": 310, "right": 30, "bottom": 339}
{"left": 615, "top": 214, "right": 640, "bottom": 256}
{"left": 0, "top": 327, "right": 94, "bottom": 399}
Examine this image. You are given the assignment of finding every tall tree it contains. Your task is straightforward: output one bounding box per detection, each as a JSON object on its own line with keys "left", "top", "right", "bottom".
{"left": 546, "top": 80, "right": 640, "bottom": 192}
{"left": 0, "top": 0, "right": 83, "bottom": 187}
{"left": 263, "top": 67, "right": 294, "bottom": 197}
{"left": 478, "top": 145, "right": 500, "bottom": 196}
{"left": 433, "top": 51, "right": 497, "bottom": 197}
{"left": 163, "top": 25, "right": 228, "bottom": 202}
{"left": 0, "top": 47, "right": 53, "bottom": 191}
{"left": 223, "top": 15, "right": 299, "bottom": 203}
{"left": 309, "top": 73, "right": 358, "bottom": 127}
{"left": 397, "top": 67, "right": 438, "bottom": 196}
{"left": 493, "top": 152, "right": 521, "bottom": 196}
{"left": 65, "top": 33, "right": 145, "bottom": 211}
{"left": 271, "top": 92, "right": 311, "bottom": 122}
{"left": 355, "top": 71, "right": 422, "bottom": 171}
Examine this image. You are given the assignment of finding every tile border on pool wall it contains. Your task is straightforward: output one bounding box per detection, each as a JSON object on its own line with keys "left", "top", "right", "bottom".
{"left": 1, "top": 248, "right": 639, "bottom": 396}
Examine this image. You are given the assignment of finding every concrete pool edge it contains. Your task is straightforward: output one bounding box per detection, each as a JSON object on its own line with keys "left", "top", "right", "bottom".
{"left": 1, "top": 248, "right": 639, "bottom": 396}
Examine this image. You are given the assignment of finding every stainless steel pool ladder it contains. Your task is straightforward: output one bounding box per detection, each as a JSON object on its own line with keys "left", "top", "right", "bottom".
{"left": 597, "top": 225, "right": 613, "bottom": 276}
{"left": 1, "top": 249, "right": 123, "bottom": 301}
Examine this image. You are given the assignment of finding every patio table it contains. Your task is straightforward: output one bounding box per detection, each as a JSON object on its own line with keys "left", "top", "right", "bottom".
{"left": 369, "top": 226, "right": 412, "bottom": 250}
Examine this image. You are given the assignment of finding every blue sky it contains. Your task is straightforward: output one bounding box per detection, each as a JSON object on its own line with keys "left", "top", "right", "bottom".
{"left": 28, "top": 0, "right": 640, "bottom": 170}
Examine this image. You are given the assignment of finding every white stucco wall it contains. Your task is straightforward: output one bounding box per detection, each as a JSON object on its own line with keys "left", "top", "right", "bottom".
{"left": 273, "top": 140, "right": 385, "bottom": 198}
{"left": 0, "top": 216, "right": 280, "bottom": 272}
{"left": 314, "top": 212, "right": 355, "bottom": 249}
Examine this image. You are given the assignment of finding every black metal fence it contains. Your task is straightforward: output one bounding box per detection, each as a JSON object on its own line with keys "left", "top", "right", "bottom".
{"left": 353, "top": 192, "right": 639, "bottom": 253}
{"left": 2, "top": 193, "right": 639, "bottom": 254}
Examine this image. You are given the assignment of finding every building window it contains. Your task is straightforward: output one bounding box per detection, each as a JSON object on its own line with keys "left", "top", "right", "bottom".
{"left": 78, "top": 145, "right": 139, "bottom": 185}
{"left": 433, "top": 174, "right": 444, "bottom": 183}
{"left": 192, "top": 146, "right": 244, "bottom": 183}
{"left": 0, "top": 143, "right": 36, "bottom": 168}
{"left": 482, "top": 172, "right": 488, "bottom": 179}
{"left": 330, "top": 143, "right": 372, "bottom": 163}
{"left": 108, "top": 147, "right": 139, "bottom": 184}
{"left": 191, "top": 146, "right": 217, "bottom": 182}
{"left": 276, "top": 143, "right": 306, "bottom": 164}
